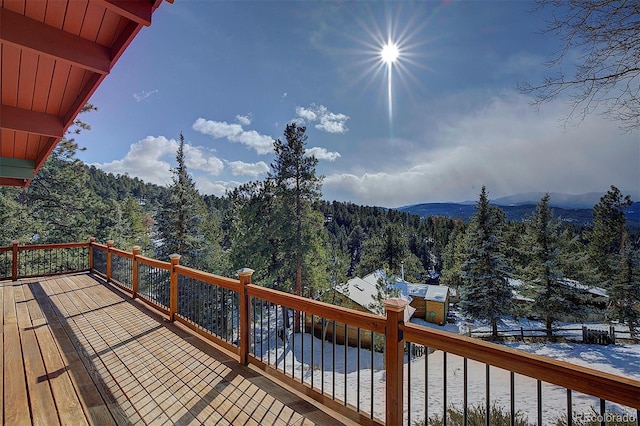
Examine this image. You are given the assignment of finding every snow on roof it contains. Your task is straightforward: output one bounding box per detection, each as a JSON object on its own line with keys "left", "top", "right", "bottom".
{"left": 339, "top": 269, "right": 449, "bottom": 309}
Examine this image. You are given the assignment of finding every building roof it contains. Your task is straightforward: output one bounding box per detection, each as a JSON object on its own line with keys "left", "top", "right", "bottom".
{"left": 0, "top": 0, "right": 172, "bottom": 187}
{"left": 337, "top": 270, "right": 453, "bottom": 320}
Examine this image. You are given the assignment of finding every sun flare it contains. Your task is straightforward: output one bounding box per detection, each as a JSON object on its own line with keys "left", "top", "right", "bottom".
{"left": 381, "top": 42, "right": 399, "bottom": 64}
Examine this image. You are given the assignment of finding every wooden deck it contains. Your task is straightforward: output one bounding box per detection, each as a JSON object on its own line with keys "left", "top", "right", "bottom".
{"left": 1, "top": 273, "right": 351, "bottom": 425}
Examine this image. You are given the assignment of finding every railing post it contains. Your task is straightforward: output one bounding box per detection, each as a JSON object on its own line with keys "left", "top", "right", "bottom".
{"left": 132, "top": 246, "right": 141, "bottom": 298}
{"left": 384, "top": 298, "right": 409, "bottom": 426}
{"left": 169, "top": 254, "right": 181, "bottom": 321}
{"left": 11, "top": 240, "right": 19, "bottom": 281}
{"left": 106, "top": 240, "right": 114, "bottom": 282}
{"left": 88, "top": 237, "right": 96, "bottom": 271}
{"left": 237, "top": 268, "right": 254, "bottom": 366}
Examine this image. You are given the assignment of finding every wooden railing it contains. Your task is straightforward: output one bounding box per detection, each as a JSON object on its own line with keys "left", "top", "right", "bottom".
{"left": 2, "top": 240, "right": 639, "bottom": 425}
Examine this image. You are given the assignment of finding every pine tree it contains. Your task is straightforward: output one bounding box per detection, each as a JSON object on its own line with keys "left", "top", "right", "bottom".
{"left": 268, "top": 123, "right": 327, "bottom": 297}
{"left": 157, "top": 133, "right": 207, "bottom": 267}
{"left": 587, "top": 186, "right": 633, "bottom": 288}
{"left": 440, "top": 226, "right": 466, "bottom": 290}
{"left": 609, "top": 242, "right": 640, "bottom": 338}
{"left": 519, "top": 194, "right": 585, "bottom": 337}
{"left": 588, "top": 186, "right": 639, "bottom": 335}
{"left": 459, "top": 186, "right": 512, "bottom": 339}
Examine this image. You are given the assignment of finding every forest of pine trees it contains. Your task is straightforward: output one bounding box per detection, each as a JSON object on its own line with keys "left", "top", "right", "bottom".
{"left": 1, "top": 122, "right": 638, "bottom": 338}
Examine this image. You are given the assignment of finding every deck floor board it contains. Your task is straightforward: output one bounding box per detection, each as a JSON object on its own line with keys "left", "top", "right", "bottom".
{"left": 1, "top": 273, "right": 349, "bottom": 425}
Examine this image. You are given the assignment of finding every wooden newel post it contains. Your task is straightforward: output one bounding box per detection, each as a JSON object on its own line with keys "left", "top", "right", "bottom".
{"left": 131, "top": 246, "right": 141, "bottom": 298}
{"left": 88, "top": 237, "right": 96, "bottom": 271}
{"left": 106, "top": 240, "right": 114, "bottom": 282}
{"left": 169, "top": 254, "right": 181, "bottom": 321}
{"left": 11, "top": 240, "right": 19, "bottom": 281}
{"left": 237, "top": 268, "right": 254, "bottom": 366}
{"left": 384, "top": 298, "right": 408, "bottom": 426}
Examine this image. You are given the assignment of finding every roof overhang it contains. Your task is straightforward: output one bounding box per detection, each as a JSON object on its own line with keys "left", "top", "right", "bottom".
{"left": 0, "top": 0, "right": 172, "bottom": 187}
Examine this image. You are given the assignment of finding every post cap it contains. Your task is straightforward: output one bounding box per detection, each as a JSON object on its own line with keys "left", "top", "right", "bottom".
{"left": 383, "top": 298, "right": 409, "bottom": 312}
{"left": 237, "top": 268, "right": 255, "bottom": 277}
{"left": 169, "top": 254, "right": 181, "bottom": 264}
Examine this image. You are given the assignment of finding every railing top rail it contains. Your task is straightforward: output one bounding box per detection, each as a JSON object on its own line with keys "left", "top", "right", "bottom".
{"left": 0, "top": 246, "right": 11, "bottom": 253}
{"left": 110, "top": 247, "right": 134, "bottom": 259}
{"left": 92, "top": 243, "right": 108, "bottom": 251}
{"left": 136, "top": 255, "right": 171, "bottom": 270}
{"left": 175, "top": 265, "right": 241, "bottom": 291}
{"left": 17, "top": 242, "right": 89, "bottom": 251}
{"left": 247, "top": 284, "right": 387, "bottom": 334}
{"left": 402, "top": 322, "right": 640, "bottom": 409}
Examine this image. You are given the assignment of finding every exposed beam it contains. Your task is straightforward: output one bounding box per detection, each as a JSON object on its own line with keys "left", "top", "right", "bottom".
{"left": 0, "top": 157, "right": 36, "bottom": 180}
{"left": 0, "top": 8, "right": 111, "bottom": 74}
{"left": 0, "top": 105, "right": 65, "bottom": 138}
{"left": 102, "top": 0, "right": 152, "bottom": 26}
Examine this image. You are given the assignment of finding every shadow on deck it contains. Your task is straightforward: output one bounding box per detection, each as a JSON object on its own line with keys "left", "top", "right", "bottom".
{"left": 2, "top": 273, "right": 352, "bottom": 425}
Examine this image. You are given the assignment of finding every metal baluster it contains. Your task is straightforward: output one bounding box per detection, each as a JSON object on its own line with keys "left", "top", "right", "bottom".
{"left": 537, "top": 380, "right": 542, "bottom": 426}
{"left": 332, "top": 320, "right": 336, "bottom": 400}
{"left": 344, "top": 323, "right": 348, "bottom": 406}
{"left": 566, "top": 389, "right": 572, "bottom": 426}
{"left": 443, "top": 352, "right": 447, "bottom": 426}
{"left": 599, "top": 399, "right": 605, "bottom": 426}
{"left": 464, "top": 358, "right": 468, "bottom": 426}
{"left": 425, "top": 346, "right": 429, "bottom": 424}
{"left": 510, "top": 371, "right": 515, "bottom": 426}
{"left": 407, "top": 342, "right": 411, "bottom": 426}
{"left": 321, "top": 317, "right": 325, "bottom": 395}
{"left": 357, "top": 328, "right": 361, "bottom": 413}
{"left": 486, "top": 365, "right": 490, "bottom": 426}
{"left": 371, "top": 332, "right": 374, "bottom": 419}
{"left": 311, "top": 314, "right": 315, "bottom": 390}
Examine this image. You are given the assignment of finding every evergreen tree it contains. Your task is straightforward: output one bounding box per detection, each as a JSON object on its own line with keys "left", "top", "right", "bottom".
{"left": 268, "top": 123, "right": 327, "bottom": 297}
{"left": 156, "top": 133, "right": 207, "bottom": 267}
{"left": 346, "top": 225, "right": 367, "bottom": 277}
{"left": 609, "top": 242, "right": 640, "bottom": 338}
{"left": 26, "top": 136, "right": 103, "bottom": 243}
{"left": 0, "top": 187, "right": 33, "bottom": 245}
{"left": 459, "top": 186, "right": 512, "bottom": 339}
{"left": 589, "top": 186, "right": 639, "bottom": 335}
{"left": 519, "top": 194, "right": 585, "bottom": 337}
{"left": 440, "top": 226, "right": 466, "bottom": 290}
{"left": 587, "top": 186, "right": 633, "bottom": 288}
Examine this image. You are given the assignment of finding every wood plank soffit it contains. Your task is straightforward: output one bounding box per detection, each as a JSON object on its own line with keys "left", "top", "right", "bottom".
{"left": 0, "top": 9, "right": 111, "bottom": 74}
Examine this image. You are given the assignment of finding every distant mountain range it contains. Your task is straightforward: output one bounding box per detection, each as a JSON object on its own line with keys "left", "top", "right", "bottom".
{"left": 397, "top": 191, "right": 640, "bottom": 230}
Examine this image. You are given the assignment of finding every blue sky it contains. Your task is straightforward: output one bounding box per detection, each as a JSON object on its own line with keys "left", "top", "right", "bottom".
{"left": 75, "top": 0, "right": 639, "bottom": 207}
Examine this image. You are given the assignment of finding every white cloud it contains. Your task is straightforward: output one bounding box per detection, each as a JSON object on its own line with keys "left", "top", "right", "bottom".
{"left": 296, "top": 106, "right": 318, "bottom": 121}
{"left": 92, "top": 136, "right": 177, "bottom": 186}
{"left": 91, "top": 135, "right": 226, "bottom": 186}
{"left": 323, "top": 92, "right": 639, "bottom": 207}
{"left": 133, "top": 89, "right": 159, "bottom": 102}
{"left": 307, "top": 147, "right": 341, "bottom": 161}
{"left": 227, "top": 160, "right": 269, "bottom": 177}
{"left": 183, "top": 145, "right": 224, "bottom": 175}
{"left": 236, "top": 114, "right": 252, "bottom": 126}
{"left": 195, "top": 178, "right": 242, "bottom": 197}
{"left": 192, "top": 117, "right": 274, "bottom": 155}
{"left": 295, "top": 104, "right": 350, "bottom": 134}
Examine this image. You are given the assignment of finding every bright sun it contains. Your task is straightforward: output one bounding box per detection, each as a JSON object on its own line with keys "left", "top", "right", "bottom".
{"left": 381, "top": 42, "right": 399, "bottom": 64}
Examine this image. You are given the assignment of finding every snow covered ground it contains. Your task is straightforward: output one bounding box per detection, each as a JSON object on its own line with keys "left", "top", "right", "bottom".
{"left": 252, "top": 312, "right": 639, "bottom": 425}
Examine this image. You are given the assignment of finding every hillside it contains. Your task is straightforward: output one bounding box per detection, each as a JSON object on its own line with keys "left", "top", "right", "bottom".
{"left": 397, "top": 193, "right": 640, "bottom": 230}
